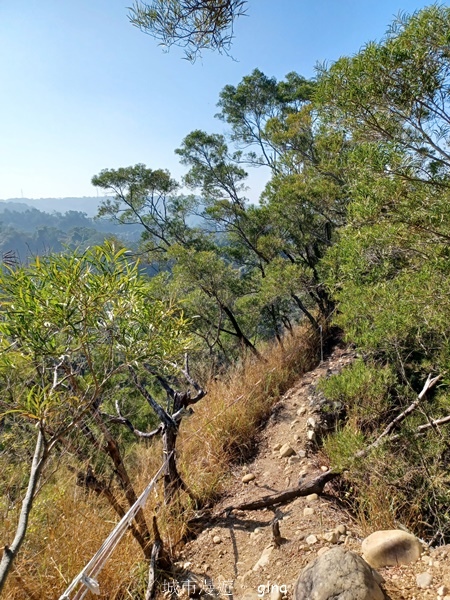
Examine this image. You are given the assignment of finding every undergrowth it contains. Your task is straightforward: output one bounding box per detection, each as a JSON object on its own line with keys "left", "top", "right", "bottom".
{"left": 1, "top": 322, "right": 320, "bottom": 599}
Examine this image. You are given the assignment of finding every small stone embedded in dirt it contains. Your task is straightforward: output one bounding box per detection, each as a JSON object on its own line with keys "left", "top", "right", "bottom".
{"left": 306, "top": 493, "right": 319, "bottom": 502}
{"left": 212, "top": 535, "right": 222, "bottom": 544}
{"left": 252, "top": 545, "right": 274, "bottom": 570}
{"left": 438, "top": 585, "right": 448, "bottom": 596}
{"left": 303, "top": 507, "right": 315, "bottom": 517}
{"left": 306, "top": 534, "right": 318, "bottom": 545}
{"left": 320, "top": 465, "right": 328, "bottom": 472}
{"left": 307, "top": 417, "right": 316, "bottom": 429}
{"left": 270, "top": 588, "right": 283, "bottom": 600}
{"left": 290, "top": 419, "right": 299, "bottom": 428}
{"left": 242, "top": 473, "right": 256, "bottom": 483}
{"left": 298, "top": 449, "right": 307, "bottom": 458}
{"left": 362, "top": 529, "right": 422, "bottom": 568}
{"left": 336, "top": 524, "right": 347, "bottom": 535}
{"left": 416, "top": 571, "right": 433, "bottom": 588}
{"left": 279, "top": 443, "right": 296, "bottom": 458}
{"left": 307, "top": 430, "right": 316, "bottom": 441}
{"left": 322, "top": 531, "right": 339, "bottom": 544}
{"left": 297, "top": 406, "right": 306, "bottom": 416}
{"left": 288, "top": 455, "right": 301, "bottom": 464}
{"left": 294, "top": 547, "right": 385, "bottom": 600}
{"left": 273, "top": 443, "right": 282, "bottom": 451}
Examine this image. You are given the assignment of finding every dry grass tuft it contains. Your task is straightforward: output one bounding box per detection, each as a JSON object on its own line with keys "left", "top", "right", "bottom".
{"left": 1, "top": 323, "right": 320, "bottom": 599}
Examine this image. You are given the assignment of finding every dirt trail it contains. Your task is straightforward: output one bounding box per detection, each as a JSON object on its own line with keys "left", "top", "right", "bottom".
{"left": 167, "top": 346, "right": 450, "bottom": 600}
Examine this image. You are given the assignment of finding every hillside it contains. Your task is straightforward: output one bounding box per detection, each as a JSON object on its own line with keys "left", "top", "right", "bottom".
{"left": 172, "top": 347, "right": 450, "bottom": 600}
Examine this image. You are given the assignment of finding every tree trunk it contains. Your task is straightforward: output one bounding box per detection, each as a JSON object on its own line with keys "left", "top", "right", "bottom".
{"left": 0, "top": 430, "right": 47, "bottom": 595}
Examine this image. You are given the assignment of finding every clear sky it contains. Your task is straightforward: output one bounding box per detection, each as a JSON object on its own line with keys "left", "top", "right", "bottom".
{"left": 0, "top": 1, "right": 446, "bottom": 206}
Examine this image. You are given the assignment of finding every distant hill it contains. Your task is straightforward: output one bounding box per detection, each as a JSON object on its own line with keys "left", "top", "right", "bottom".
{"left": 1, "top": 196, "right": 103, "bottom": 217}
{"left": 0, "top": 197, "right": 142, "bottom": 261}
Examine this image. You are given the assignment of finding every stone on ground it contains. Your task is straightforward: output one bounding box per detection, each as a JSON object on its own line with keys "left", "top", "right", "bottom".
{"left": 279, "top": 443, "right": 296, "bottom": 458}
{"left": 294, "top": 547, "right": 385, "bottom": 600}
{"left": 361, "top": 529, "right": 422, "bottom": 568}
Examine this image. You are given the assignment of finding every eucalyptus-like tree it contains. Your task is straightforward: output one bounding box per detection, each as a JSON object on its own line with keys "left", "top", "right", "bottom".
{"left": 0, "top": 243, "right": 195, "bottom": 592}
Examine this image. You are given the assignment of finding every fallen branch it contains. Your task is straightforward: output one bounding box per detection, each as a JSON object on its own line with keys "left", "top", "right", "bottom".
{"left": 356, "top": 373, "right": 441, "bottom": 459}
{"left": 223, "top": 470, "right": 338, "bottom": 512}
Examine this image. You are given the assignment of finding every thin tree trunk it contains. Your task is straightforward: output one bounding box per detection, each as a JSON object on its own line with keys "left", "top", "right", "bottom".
{"left": 0, "top": 430, "right": 47, "bottom": 595}
{"left": 221, "top": 305, "right": 263, "bottom": 360}
{"left": 291, "top": 293, "right": 320, "bottom": 331}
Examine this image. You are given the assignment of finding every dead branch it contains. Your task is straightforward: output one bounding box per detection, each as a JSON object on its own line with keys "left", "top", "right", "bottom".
{"left": 356, "top": 373, "right": 441, "bottom": 459}
{"left": 223, "top": 470, "right": 338, "bottom": 512}
{"left": 146, "top": 517, "right": 164, "bottom": 600}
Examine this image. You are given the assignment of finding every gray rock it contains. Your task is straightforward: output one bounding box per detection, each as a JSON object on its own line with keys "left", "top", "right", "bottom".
{"left": 362, "top": 529, "right": 422, "bottom": 568}
{"left": 294, "top": 547, "right": 385, "bottom": 600}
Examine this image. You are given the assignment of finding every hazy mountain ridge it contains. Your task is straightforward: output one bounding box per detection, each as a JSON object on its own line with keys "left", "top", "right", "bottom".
{"left": 0, "top": 197, "right": 142, "bottom": 260}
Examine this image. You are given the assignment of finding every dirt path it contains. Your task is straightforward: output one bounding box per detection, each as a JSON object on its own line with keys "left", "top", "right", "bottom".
{"left": 165, "top": 346, "right": 450, "bottom": 600}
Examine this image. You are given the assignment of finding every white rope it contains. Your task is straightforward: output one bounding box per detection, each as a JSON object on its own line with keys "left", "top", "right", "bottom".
{"left": 59, "top": 453, "right": 172, "bottom": 600}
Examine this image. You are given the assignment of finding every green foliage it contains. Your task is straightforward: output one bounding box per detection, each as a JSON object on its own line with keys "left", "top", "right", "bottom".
{"left": 319, "top": 359, "right": 396, "bottom": 428}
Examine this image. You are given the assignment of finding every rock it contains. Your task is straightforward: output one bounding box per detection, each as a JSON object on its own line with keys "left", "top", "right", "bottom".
{"left": 298, "top": 449, "right": 307, "bottom": 458}
{"left": 294, "top": 547, "right": 385, "bottom": 600}
{"left": 306, "top": 534, "right": 318, "bottom": 545}
{"left": 416, "top": 571, "right": 433, "bottom": 589}
{"left": 320, "top": 465, "right": 329, "bottom": 472}
{"left": 362, "top": 529, "right": 422, "bottom": 568}
{"left": 297, "top": 406, "right": 306, "bottom": 416}
{"left": 317, "top": 546, "right": 330, "bottom": 557}
{"left": 306, "top": 493, "right": 319, "bottom": 502}
{"left": 288, "top": 455, "right": 301, "bottom": 464}
{"left": 307, "top": 417, "right": 316, "bottom": 429}
{"left": 290, "top": 419, "right": 299, "bottom": 428}
{"left": 212, "top": 536, "right": 222, "bottom": 544}
{"left": 252, "top": 545, "right": 274, "bottom": 570}
{"left": 242, "top": 473, "right": 256, "bottom": 483}
{"left": 322, "top": 531, "right": 339, "bottom": 544}
{"left": 336, "top": 524, "right": 347, "bottom": 535}
{"left": 307, "top": 430, "right": 316, "bottom": 441}
{"left": 270, "top": 588, "right": 283, "bottom": 600}
{"left": 304, "top": 507, "right": 315, "bottom": 517}
{"left": 438, "top": 586, "right": 448, "bottom": 596}
{"left": 279, "top": 443, "right": 296, "bottom": 458}
{"left": 273, "top": 443, "right": 282, "bottom": 451}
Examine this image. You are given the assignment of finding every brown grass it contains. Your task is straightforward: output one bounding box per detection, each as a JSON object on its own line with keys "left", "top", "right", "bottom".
{"left": 1, "top": 323, "right": 320, "bottom": 599}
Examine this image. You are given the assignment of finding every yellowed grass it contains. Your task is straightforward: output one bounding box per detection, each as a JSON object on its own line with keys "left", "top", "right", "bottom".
{"left": 1, "top": 323, "right": 320, "bottom": 599}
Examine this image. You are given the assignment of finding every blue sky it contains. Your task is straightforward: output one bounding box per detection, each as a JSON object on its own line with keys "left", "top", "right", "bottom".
{"left": 0, "top": 1, "right": 446, "bottom": 207}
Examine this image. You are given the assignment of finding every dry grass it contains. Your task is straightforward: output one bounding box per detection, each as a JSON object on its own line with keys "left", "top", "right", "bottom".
{"left": 1, "top": 323, "right": 320, "bottom": 599}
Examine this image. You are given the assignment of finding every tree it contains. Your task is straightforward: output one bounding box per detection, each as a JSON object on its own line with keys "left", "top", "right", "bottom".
{"left": 316, "top": 5, "right": 450, "bottom": 187}
{"left": 0, "top": 243, "right": 194, "bottom": 592}
{"left": 216, "top": 69, "right": 315, "bottom": 171}
{"left": 92, "top": 164, "right": 204, "bottom": 255}
{"left": 128, "top": 0, "right": 248, "bottom": 61}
